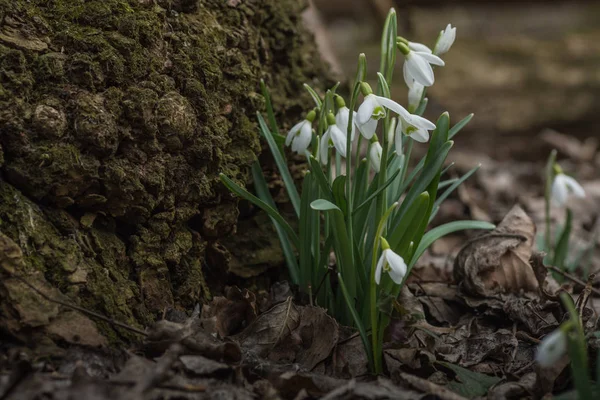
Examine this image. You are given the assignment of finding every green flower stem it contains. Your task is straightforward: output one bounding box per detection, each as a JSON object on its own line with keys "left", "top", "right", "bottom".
{"left": 369, "top": 202, "right": 398, "bottom": 374}
{"left": 544, "top": 150, "right": 557, "bottom": 253}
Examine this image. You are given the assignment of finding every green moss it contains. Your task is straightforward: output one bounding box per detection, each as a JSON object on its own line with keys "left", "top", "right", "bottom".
{"left": 0, "top": 0, "right": 329, "bottom": 342}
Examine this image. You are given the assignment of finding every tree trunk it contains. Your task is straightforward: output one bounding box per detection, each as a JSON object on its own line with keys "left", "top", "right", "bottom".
{"left": 0, "top": 0, "right": 328, "bottom": 346}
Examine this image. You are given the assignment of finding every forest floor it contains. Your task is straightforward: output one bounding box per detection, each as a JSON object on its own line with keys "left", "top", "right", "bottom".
{"left": 1, "top": 2, "right": 600, "bottom": 400}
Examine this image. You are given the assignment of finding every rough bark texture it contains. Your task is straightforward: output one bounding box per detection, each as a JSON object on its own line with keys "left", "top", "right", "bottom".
{"left": 0, "top": 0, "right": 327, "bottom": 346}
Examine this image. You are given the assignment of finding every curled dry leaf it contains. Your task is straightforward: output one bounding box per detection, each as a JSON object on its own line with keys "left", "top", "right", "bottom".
{"left": 454, "top": 205, "right": 539, "bottom": 297}
{"left": 201, "top": 286, "right": 257, "bottom": 337}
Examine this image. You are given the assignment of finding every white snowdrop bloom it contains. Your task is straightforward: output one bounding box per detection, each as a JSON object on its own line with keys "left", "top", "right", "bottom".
{"left": 319, "top": 123, "right": 347, "bottom": 165}
{"left": 407, "top": 81, "right": 425, "bottom": 113}
{"left": 408, "top": 41, "right": 432, "bottom": 54}
{"left": 399, "top": 43, "right": 445, "bottom": 87}
{"left": 369, "top": 141, "right": 382, "bottom": 173}
{"left": 395, "top": 113, "right": 436, "bottom": 148}
{"left": 433, "top": 24, "right": 457, "bottom": 56}
{"left": 375, "top": 248, "right": 407, "bottom": 285}
{"left": 552, "top": 173, "right": 585, "bottom": 206}
{"left": 285, "top": 111, "right": 315, "bottom": 154}
{"left": 335, "top": 106, "right": 357, "bottom": 141}
{"left": 535, "top": 329, "right": 567, "bottom": 367}
{"left": 357, "top": 92, "right": 412, "bottom": 139}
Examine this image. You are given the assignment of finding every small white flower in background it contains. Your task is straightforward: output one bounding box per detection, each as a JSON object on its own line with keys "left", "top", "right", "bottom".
{"left": 319, "top": 112, "right": 347, "bottom": 165}
{"left": 551, "top": 171, "right": 585, "bottom": 207}
{"left": 433, "top": 24, "right": 457, "bottom": 56}
{"left": 398, "top": 42, "right": 444, "bottom": 87}
{"left": 535, "top": 329, "right": 567, "bottom": 367}
{"left": 369, "top": 141, "right": 382, "bottom": 173}
{"left": 286, "top": 110, "right": 315, "bottom": 154}
{"left": 375, "top": 238, "right": 407, "bottom": 285}
{"left": 335, "top": 96, "right": 357, "bottom": 141}
{"left": 407, "top": 81, "right": 425, "bottom": 113}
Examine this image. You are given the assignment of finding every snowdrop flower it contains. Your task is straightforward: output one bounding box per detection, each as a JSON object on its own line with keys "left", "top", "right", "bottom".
{"left": 397, "top": 36, "right": 432, "bottom": 54}
{"left": 398, "top": 42, "right": 444, "bottom": 87}
{"left": 433, "top": 24, "right": 456, "bottom": 56}
{"left": 286, "top": 110, "right": 316, "bottom": 154}
{"left": 395, "top": 112, "right": 436, "bottom": 148}
{"left": 369, "top": 141, "right": 382, "bottom": 172}
{"left": 375, "top": 238, "right": 407, "bottom": 285}
{"left": 551, "top": 170, "right": 585, "bottom": 207}
{"left": 335, "top": 95, "right": 357, "bottom": 141}
{"left": 407, "top": 81, "right": 425, "bottom": 113}
{"left": 535, "top": 329, "right": 567, "bottom": 367}
{"left": 319, "top": 112, "right": 347, "bottom": 165}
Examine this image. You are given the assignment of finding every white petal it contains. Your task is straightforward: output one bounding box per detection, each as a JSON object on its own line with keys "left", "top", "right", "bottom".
{"left": 408, "top": 82, "right": 424, "bottom": 112}
{"left": 434, "top": 24, "right": 456, "bottom": 56}
{"left": 374, "top": 96, "right": 411, "bottom": 120}
{"left": 336, "top": 107, "right": 356, "bottom": 141}
{"left": 403, "top": 62, "right": 414, "bottom": 88}
{"left": 384, "top": 249, "right": 407, "bottom": 284}
{"left": 330, "top": 125, "right": 347, "bottom": 157}
{"left": 409, "top": 128, "right": 429, "bottom": 143}
{"left": 408, "top": 114, "right": 436, "bottom": 130}
{"left": 551, "top": 176, "right": 568, "bottom": 206}
{"left": 535, "top": 329, "right": 567, "bottom": 367}
{"left": 292, "top": 122, "right": 312, "bottom": 153}
{"left": 375, "top": 253, "right": 385, "bottom": 285}
{"left": 286, "top": 120, "right": 304, "bottom": 146}
{"left": 319, "top": 130, "right": 331, "bottom": 165}
{"left": 394, "top": 122, "right": 403, "bottom": 153}
{"left": 369, "top": 142, "right": 382, "bottom": 173}
{"left": 418, "top": 52, "right": 445, "bottom": 67}
{"left": 357, "top": 95, "right": 377, "bottom": 125}
{"left": 406, "top": 54, "right": 435, "bottom": 87}
{"left": 562, "top": 175, "right": 586, "bottom": 198}
{"left": 408, "top": 41, "right": 432, "bottom": 54}
{"left": 358, "top": 118, "right": 378, "bottom": 140}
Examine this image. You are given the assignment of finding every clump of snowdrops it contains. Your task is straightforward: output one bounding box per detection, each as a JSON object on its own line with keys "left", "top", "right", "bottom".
{"left": 221, "top": 9, "right": 494, "bottom": 373}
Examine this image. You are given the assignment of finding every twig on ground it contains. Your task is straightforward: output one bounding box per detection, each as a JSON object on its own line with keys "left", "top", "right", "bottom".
{"left": 546, "top": 265, "right": 600, "bottom": 297}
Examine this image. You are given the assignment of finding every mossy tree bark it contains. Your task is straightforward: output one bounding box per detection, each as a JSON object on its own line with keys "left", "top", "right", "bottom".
{"left": 0, "top": 0, "right": 328, "bottom": 346}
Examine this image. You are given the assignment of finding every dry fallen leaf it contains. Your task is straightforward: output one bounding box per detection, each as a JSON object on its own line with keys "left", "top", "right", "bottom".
{"left": 454, "top": 205, "right": 539, "bottom": 297}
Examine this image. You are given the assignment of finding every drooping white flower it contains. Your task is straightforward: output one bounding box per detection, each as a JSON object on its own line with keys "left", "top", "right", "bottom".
{"left": 395, "top": 112, "right": 436, "bottom": 148}
{"left": 319, "top": 123, "right": 347, "bottom": 165}
{"left": 399, "top": 43, "right": 444, "bottom": 87}
{"left": 407, "top": 81, "right": 425, "bottom": 113}
{"left": 535, "top": 329, "right": 567, "bottom": 367}
{"left": 552, "top": 173, "right": 585, "bottom": 206}
{"left": 357, "top": 92, "right": 412, "bottom": 139}
{"left": 335, "top": 106, "right": 357, "bottom": 141}
{"left": 286, "top": 111, "right": 315, "bottom": 154}
{"left": 408, "top": 41, "right": 432, "bottom": 54}
{"left": 433, "top": 24, "right": 457, "bottom": 56}
{"left": 375, "top": 247, "right": 407, "bottom": 285}
{"left": 369, "top": 141, "right": 382, "bottom": 172}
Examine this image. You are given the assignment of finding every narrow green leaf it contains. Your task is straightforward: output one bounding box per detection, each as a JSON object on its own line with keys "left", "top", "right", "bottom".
{"left": 220, "top": 173, "right": 300, "bottom": 249}
{"left": 553, "top": 208, "right": 573, "bottom": 271}
{"left": 410, "top": 221, "right": 495, "bottom": 268}
{"left": 260, "top": 80, "right": 280, "bottom": 137}
{"left": 311, "top": 199, "right": 340, "bottom": 212}
{"left": 448, "top": 113, "right": 474, "bottom": 139}
{"left": 429, "top": 164, "right": 481, "bottom": 222}
{"left": 309, "top": 156, "right": 334, "bottom": 201}
{"left": 353, "top": 167, "right": 401, "bottom": 214}
{"left": 332, "top": 175, "right": 347, "bottom": 216}
{"left": 299, "top": 173, "right": 315, "bottom": 291}
{"left": 414, "top": 97, "right": 428, "bottom": 116}
{"left": 252, "top": 163, "right": 299, "bottom": 285}
{"left": 303, "top": 83, "right": 323, "bottom": 109}
{"left": 388, "top": 192, "right": 430, "bottom": 255}
{"left": 257, "top": 112, "right": 301, "bottom": 216}
{"left": 377, "top": 72, "right": 391, "bottom": 99}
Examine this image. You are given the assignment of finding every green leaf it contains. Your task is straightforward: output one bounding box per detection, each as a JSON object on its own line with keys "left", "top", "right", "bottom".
{"left": 332, "top": 175, "right": 347, "bottom": 216}
{"left": 353, "top": 167, "right": 401, "bottom": 215}
{"left": 260, "top": 80, "right": 280, "bottom": 137}
{"left": 308, "top": 156, "right": 334, "bottom": 201}
{"left": 429, "top": 164, "right": 481, "bottom": 222}
{"left": 414, "top": 97, "right": 428, "bottom": 116}
{"left": 311, "top": 199, "right": 341, "bottom": 212}
{"left": 437, "top": 361, "right": 501, "bottom": 399}
{"left": 553, "top": 208, "right": 573, "bottom": 271}
{"left": 251, "top": 163, "right": 299, "bottom": 285}
{"left": 257, "top": 112, "right": 301, "bottom": 217}
{"left": 377, "top": 72, "right": 391, "bottom": 99}
{"left": 410, "top": 220, "right": 495, "bottom": 268}
{"left": 388, "top": 192, "right": 430, "bottom": 258}
{"left": 448, "top": 113, "right": 474, "bottom": 139}
{"left": 303, "top": 83, "right": 323, "bottom": 109}
{"left": 299, "top": 172, "right": 315, "bottom": 291}
{"left": 220, "top": 173, "right": 299, "bottom": 249}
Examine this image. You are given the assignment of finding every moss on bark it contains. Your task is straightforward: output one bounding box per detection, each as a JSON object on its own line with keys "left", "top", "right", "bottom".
{"left": 0, "top": 0, "right": 328, "bottom": 345}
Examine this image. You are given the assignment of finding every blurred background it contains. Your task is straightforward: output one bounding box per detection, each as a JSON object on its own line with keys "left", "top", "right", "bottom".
{"left": 302, "top": 0, "right": 600, "bottom": 277}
